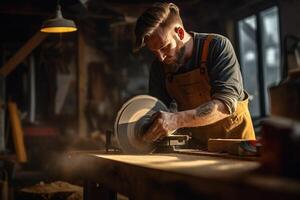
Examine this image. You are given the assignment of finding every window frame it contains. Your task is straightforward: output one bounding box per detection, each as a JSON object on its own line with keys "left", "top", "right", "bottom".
{"left": 234, "top": 2, "right": 282, "bottom": 120}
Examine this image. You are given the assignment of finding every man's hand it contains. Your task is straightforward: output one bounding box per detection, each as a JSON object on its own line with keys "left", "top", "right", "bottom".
{"left": 142, "top": 99, "right": 230, "bottom": 142}
{"left": 143, "top": 111, "right": 178, "bottom": 142}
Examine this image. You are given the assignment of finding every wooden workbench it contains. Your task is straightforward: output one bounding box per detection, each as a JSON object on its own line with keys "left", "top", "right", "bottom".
{"left": 63, "top": 152, "right": 300, "bottom": 200}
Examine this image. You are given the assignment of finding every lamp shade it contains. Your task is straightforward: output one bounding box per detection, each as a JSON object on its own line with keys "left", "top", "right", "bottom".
{"left": 40, "top": 5, "right": 77, "bottom": 33}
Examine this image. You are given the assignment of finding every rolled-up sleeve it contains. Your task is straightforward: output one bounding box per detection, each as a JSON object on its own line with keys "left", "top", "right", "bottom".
{"left": 208, "top": 35, "right": 244, "bottom": 114}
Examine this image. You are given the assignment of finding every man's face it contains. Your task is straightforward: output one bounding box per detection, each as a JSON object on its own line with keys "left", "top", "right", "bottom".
{"left": 145, "top": 26, "right": 185, "bottom": 68}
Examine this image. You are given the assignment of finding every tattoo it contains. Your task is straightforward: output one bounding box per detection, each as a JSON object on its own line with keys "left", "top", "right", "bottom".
{"left": 195, "top": 101, "right": 215, "bottom": 117}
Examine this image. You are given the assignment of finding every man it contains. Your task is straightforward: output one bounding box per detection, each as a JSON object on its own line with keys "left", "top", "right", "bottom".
{"left": 134, "top": 2, "right": 255, "bottom": 145}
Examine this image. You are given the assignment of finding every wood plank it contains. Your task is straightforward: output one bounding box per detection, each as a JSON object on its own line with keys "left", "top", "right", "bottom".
{"left": 174, "top": 148, "right": 259, "bottom": 161}
{"left": 207, "top": 138, "right": 257, "bottom": 156}
{"left": 64, "top": 152, "right": 300, "bottom": 200}
{"left": 66, "top": 154, "right": 230, "bottom": 200}
{"left": 93, "top": 154, "right": 259, "bottom": 178}
{"left": 8, "top": 101, "right": 27, "bottom": 163}
{"left": 0, "top": 32, "right": 48, "bottom": 77}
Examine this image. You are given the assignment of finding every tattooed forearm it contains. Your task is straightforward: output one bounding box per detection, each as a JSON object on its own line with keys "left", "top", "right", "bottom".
{"left": 175, "top": 99, "right": 230, "bottom": 128}
{"left": 195, "top": 101, "right": 215, "bottom": 117}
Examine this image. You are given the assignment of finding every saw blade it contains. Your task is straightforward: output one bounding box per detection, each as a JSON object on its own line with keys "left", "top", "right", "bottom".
{"left": 114, "top": 95, "right": 169, "bottom": 154}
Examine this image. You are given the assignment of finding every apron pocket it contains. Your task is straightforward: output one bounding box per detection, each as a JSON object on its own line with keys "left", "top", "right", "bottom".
{"left": 223, "top": 112, "right": 245, "bottom": 135}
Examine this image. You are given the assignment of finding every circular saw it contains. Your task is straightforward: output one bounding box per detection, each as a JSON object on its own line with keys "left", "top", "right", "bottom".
{"left": 114, "top": 95, "right": 170, "bottom": 154}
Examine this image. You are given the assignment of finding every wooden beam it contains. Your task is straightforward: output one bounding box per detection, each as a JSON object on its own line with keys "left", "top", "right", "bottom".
{"left": 8, "top": 101, "right": 27, "bottom": 163}
{"left": 0, "top": 31, "right": 48, "bottom": 77}
{"left": 78, "top": 32, "right": 88, "bottom": 138}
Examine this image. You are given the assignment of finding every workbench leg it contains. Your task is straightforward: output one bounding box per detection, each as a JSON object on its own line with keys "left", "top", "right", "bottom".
{"left": 84, "top": 181, "right": 117, "bottom": 200}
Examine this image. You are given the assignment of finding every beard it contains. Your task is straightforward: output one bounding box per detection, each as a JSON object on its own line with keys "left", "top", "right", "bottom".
{"left": 167, "top": 45, "right": 186, "bottom": 73}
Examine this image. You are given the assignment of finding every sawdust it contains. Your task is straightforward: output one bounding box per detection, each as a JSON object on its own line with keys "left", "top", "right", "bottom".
{"left": 20, "top": 181, "right": 83, "bottom": 200}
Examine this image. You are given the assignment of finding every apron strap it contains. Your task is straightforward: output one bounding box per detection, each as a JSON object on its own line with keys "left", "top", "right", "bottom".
{"left": 200, "top": 35, "right": 213, "bottom": 74}
{"left": 201, "top": 35, "right": 214, "bottom": 63}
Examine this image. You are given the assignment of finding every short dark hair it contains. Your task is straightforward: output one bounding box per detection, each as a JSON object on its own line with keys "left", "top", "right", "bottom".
{"left": 134, "top": 2, "right": 182, "bottom": 52}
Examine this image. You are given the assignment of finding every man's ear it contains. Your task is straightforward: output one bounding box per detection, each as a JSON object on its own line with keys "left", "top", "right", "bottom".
{"left": 175, "top": 26, "right": 184, "bottom": 40}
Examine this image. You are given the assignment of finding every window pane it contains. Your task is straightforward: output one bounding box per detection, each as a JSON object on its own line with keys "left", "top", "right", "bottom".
{"left": 238, "top": 15, "right": 261, "bottom": 117}
{"left": 260, "top": 6, "right": 281, "bottom": 114}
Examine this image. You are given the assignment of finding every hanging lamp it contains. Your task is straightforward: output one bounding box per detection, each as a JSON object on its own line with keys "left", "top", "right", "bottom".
{"left": 40, "top": 3, "right": 77, "bottom": 33}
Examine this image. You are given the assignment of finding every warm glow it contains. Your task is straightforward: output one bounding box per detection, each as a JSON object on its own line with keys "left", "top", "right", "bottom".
{"left": 94, "top": 154, "right": 260, "bottom": 177}
{"left": 96, "top": 155, "right": 219, "bottom": 169}
{"left": 40, "top": 27, "right": 77, "bottom": 33}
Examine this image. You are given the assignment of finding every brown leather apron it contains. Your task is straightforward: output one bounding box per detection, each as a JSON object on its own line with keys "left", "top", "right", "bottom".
{"left": 164, "top": 35, "right": 256, "bottom": 146}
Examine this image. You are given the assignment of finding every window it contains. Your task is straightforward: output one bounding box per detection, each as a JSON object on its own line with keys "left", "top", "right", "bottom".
{"left": 260, "top": 7, "right": 281, "bottom": 114}
{"left": 238, "top": 15, "right": 260, "bottom": 117}
{"left": 238, "top": 6, "right": 281, "bottom": 118}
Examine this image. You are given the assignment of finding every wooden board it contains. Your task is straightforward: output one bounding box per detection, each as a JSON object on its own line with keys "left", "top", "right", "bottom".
{"left": 0, "top": 32, "right": 48, "bottom": 77}
{"left": 8, "top": 101, "right": 27, "bottom": 163}
{"left": 63, "top": 152, "right": 300, "bottom": 200}
{"left": 93, "top": 154, "right": 258, "bottom": 179}
{"left": 174, "top": 148, "right": 259, "bottom": 161}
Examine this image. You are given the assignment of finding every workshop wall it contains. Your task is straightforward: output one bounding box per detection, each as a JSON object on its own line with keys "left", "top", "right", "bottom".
{"left": 1, "top": 0, "right": 299, "bottom": 150}
{"left": 279, "top": 0, "right": 300, "bottom": 38}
